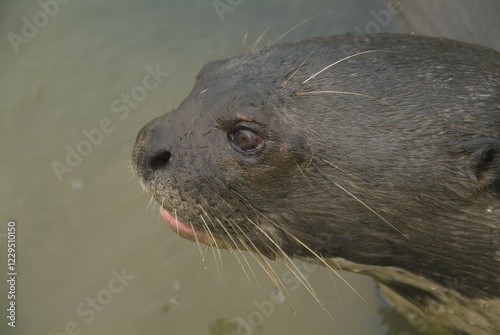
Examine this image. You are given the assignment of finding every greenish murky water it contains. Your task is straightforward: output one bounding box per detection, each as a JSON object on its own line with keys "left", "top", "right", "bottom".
{"left": 1, "top": 1, "right": 497, "bottom": 334}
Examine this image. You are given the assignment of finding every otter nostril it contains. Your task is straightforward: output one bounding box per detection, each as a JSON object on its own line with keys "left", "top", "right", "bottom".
{"left": 149, "top": 150, "right": 171, "bottom": 171}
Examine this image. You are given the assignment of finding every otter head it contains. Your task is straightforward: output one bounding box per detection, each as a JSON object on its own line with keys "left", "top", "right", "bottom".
{"left": 131, "top": 45, "right": 324, "bottom": 259}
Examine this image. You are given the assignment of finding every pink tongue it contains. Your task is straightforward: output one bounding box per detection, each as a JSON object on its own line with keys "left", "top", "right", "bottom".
{"left": 159, "top": 207, "right": 194, "bottom": 236}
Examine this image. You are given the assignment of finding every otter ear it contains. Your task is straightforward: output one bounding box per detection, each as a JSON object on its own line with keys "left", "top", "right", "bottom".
{"left": 462, "top": 138, "right": 500, "bottom": 197}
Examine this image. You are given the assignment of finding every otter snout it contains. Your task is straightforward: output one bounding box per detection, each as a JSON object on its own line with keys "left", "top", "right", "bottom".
{"left": 132, "top": 116, "right": 172, "bottom": 183}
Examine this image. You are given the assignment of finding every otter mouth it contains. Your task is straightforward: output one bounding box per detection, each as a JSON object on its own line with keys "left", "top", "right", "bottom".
{"left": 159, "top": 206, "right": 230, "bottom": 248}
{"left": 158, "top": 205, "right": 280, "bottom": 258}
{"left": 159, "top": 206, "right": 198, "bottom": 238}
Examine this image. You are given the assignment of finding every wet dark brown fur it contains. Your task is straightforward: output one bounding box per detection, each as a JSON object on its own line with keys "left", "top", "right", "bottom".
{"left": 132, "top": 34, "right": 500, "bottom": 334}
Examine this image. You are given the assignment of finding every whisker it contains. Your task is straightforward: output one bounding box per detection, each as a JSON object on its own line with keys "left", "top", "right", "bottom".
{"left": 230, "top": 189, "right": 373, "bottom": 309}
{"left": 197, "top": 189, "right": 275, "bottom": 283}
{"left": 302, "top": 50, "right": 395, "bottom": 84}
{"left": 173, "top": 208, "right": 180, "bottom": 235}
{"left": 227, "top": 220, "right": 296, "bottom": 313}
{"left": 253, "top": 253, "right": 297, "bottom": 316}
{"left": 246, "top": 218, "right": 314, "bottom": 290}
{"left": 286, "top": 47, "right": 317, "bottom": 82}
{"left": 204, "top": 244, "right": 210, "bottom": 254}
{"left": 206, "top": 184, "right": 363, "bottom": 316}
{"left": 316, "top": 163, "right": 404, "bottom": 235}
{"left": 294, "top": 160, "right": 314, "bottom": 189}
{"left": 283, "top": 231, "right": 375, "bottom": 310}
{"left": 200, "top": 213, "right": 225, "bottom": 275}
{"left": 317, "top": 159, "right": 362, "bottom": 181}
{"left": 146, "top": 194, "right": 155, "bottom": 212}
{"left": 246, "top": 217, "right": 336, "bottom": 321}
{"left": 295, "top": 90, "right": 390, "bottom": 105}
{"left": 135, "top": 183, "right": 145, "bottom": 196}
{"left": 187, "top": 220, "right": 207, "bottom": 267}
{"left": 151, "top": 197, "right": 158, "bottom": 215}
{"left": 273, "top": 13, "right": 335, "bottom": 45}
{"left": 320, "top": 264, "right": 340, "bottom": 301}
{"left": 127, "top": 174, "right": 136, "bottom": 183}
{"left": 140, "top": 193, "right": 154, "bottom": 225}
{"left": 199, "top": 215, "right": 222, "bottom": 274}
{"left": 214, "top": 217, "right": 258, "bottom": 286}
{"left": 284, "top": 260, "right": 337, "bottom": 323}
{"left": 195, "top": 194, "right": 236, "bottom": 272}
{"left": 240, "top": 30, "right": 249, "bottom": 52}
{"left": 250, "top": 24, "right": 274, "bottom": 52}
{"left": 203, "top": 222, "right": 221, "bottom": 276}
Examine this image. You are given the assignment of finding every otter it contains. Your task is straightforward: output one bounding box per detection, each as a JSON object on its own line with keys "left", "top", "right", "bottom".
{"left": 132, "top": 34, "right": 500, "bottom": 335}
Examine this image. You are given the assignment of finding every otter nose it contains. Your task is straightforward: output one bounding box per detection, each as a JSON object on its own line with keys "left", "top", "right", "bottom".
{"left": 132, "top": 115, "right": 173, "bottom": 181}
{"left": 149, "top": 150, "right": 171, "bottom": 171}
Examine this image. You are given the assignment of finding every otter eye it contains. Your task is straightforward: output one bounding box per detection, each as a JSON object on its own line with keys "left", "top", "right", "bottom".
{"left": 229, "top": 129, "right": 264, "bottom": 152}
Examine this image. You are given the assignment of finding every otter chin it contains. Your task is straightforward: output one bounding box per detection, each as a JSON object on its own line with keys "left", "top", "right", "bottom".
{"left": 132, "top": 33, "right": 500, "bottom": 335}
